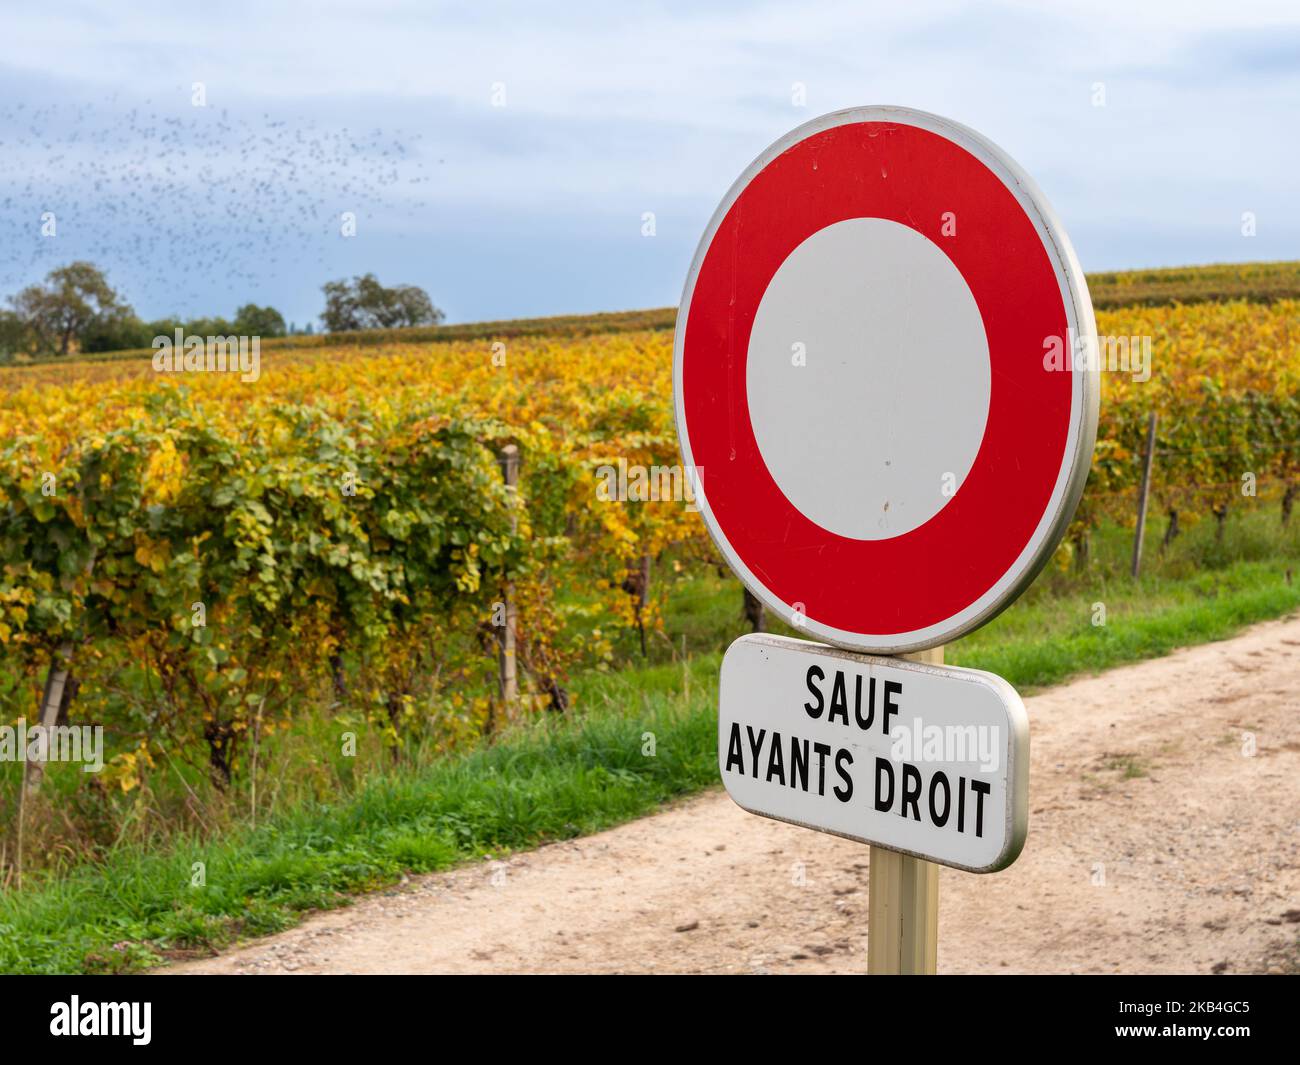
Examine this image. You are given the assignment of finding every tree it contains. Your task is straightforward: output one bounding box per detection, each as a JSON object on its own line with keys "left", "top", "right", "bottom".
{"left": 146, "top": 317, "right": 185, "bottom": 340}
{"left": 0, "top": 309, "right": 29, "bottom": 359}
{"left": 233, "top": 303, "right": 286, "bottom": 338}
{"left": 9, "top": 262, "right": 131, "bottom": 357}
{"left": 80, "top": 314, "right": 154, "bottom": 354}
{"left": 184, "top": 316, "right": 235, "bottom": 338}
{"left": 320, "top": 274, "right": 444, "bottom": 332}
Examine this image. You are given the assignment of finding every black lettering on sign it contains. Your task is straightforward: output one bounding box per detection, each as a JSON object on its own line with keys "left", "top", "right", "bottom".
{"left": 800, "top": 670, "right": 908, "bottom": 737}
{"left": 855, "top": 751, "right": 996, "bottom": 837}
{"left": 854, "top": 675, "right": 873, "bottom": 731}
{"left": 828, "top": 672, "right": 849, "bottom": 725}
{"left": 766, "top": 731, "right": 786, "bottom": 786}
{"left": 883, "top": 680, "right": 902, "bottom": 737}
{"left": 790, "top": 736, "right": 810, "bottom": 791}
{"left": 928, "top": 771, "right": 951, "bottom": 827}
{"left": 833, "top": 749, "right": 854, "bottom": 802}
{"left": 813, "top": 742, "right": 831, "bottom": 796}
{"left": 725, "top": 722, "right": 744, "bottom": 774}
{"left": 971, "top": 779, "right": 991, "bottom": 838}
{"left": 804, "top": 666, "right": 825, "bottom": 719}
{"left": 901, "top": 763, "right": 922, "bottom": 821}
{"left": 746, "top": 726, "right": 766, "bottom": 779}
{"left": 874, "top": 757, "right": 895, "bottom": 812}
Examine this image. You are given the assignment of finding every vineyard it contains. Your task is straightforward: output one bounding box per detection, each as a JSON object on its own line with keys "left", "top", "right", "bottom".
{"left": 17, "top": 260, "right": 1300, "bottom": 370}
{"left": 1, "top": 282, "right": 1299, "bottom": 883}
{"left": 1077, "top": 299, "right": 1300, "bottom": 557}
{"left": 0, "top": 329, "right": 701, "bottom": 808}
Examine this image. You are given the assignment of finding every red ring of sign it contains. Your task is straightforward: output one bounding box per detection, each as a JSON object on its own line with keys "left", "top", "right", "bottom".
{"left": 681, "top": 120, "right": 1073, "bottom": 636}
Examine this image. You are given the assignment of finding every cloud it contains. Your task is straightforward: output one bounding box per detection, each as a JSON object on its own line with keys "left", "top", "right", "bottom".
{"left": 0, "top": 1, "right": 1295, "bottom": 323}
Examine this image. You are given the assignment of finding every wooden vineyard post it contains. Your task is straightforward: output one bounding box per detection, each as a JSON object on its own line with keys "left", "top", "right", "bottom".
{"left": 868, "top": 644, "right": 942, "bottom": 975}
{"left": 16, "top": 640, "right": 74, "bottom": 889}
{"left": 497, "top": 445, "right": 520, "bottom": 715}
{"left": 1131, "top": 411, "right": 1158, "bottom": 578}
{"left": 25, "top": 641, "right": 74, "bottom": 794}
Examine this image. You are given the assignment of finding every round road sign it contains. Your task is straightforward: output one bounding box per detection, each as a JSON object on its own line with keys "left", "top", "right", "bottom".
{"left": 674, "top": 106, "right": 1098, "bottom": 653}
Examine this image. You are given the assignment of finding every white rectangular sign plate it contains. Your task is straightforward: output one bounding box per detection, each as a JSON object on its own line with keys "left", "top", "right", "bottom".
{"left": 719, "top": 634, "right": 1029, "bottom": 873}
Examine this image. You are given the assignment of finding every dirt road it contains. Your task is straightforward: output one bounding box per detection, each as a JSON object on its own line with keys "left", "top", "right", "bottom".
{"left": 171, "top": 615, "right": 1300, "bottom": 975}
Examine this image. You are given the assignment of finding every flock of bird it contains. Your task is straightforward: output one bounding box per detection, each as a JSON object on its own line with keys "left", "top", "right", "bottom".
{"left": 0, "top": 95, "right": 441, "bottom": 320}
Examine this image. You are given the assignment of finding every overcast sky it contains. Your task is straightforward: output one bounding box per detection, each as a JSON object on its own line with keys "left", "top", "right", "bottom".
{"left": 1, "top": 0, "right": 1296, "bottom": 326}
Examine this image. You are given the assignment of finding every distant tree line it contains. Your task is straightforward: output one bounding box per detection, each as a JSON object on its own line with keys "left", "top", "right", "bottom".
{"left": 0, "top": 262, "right": 443, "bottom": 359}
{"left": 320, "top": 273, "right": 444, "bottom": 332}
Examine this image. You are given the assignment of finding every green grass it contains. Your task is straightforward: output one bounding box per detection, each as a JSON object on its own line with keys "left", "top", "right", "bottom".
{"left": 640, "top": 500, "right": 1300, "bottom": 691}
{"left": 0, "top": 691, "right": 717, "bottom": 974}
{"left": 1099, "top": 754, "right": 1148, "bottom": 780}
{"left": 948, "top": 561, "right": 1299, "bottom": 690}
{"left": 2, "top": 504, "right": 1298, "bottom": 973}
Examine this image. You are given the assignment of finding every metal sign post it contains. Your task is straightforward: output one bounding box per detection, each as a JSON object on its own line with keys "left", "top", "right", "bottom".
{"left": 868, "top": 846, "right": 939, "bottom": 975}
{"left": 869, "top": 646, "right": 943, "bottom": 976}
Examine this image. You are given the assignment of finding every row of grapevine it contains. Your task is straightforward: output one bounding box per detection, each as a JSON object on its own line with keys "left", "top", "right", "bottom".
{"left": 0, "top": 327, "right": 703, "bottom": 789}
{"left": 1078, "top": 300, "right": 1300, "bottom": 551}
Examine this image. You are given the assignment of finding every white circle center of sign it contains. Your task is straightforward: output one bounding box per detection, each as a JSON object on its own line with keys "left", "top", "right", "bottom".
{"left": 746, "top": 217, "right": 992, "bottom": 541}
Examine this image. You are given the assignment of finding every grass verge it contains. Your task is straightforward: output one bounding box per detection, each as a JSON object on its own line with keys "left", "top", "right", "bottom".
{"left": 0, "top": 692, "right": 716, "bottom": 974}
